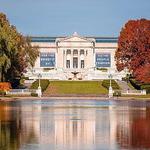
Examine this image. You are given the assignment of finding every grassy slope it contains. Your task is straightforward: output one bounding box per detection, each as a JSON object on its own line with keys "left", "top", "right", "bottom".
{"left": 44, "top": 81, "right": 108, "bottom": 95}
{"left": 127, "top": 81, "right": 136, "bottom": 90}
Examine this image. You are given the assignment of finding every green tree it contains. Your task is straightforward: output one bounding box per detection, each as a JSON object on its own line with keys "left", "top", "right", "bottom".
{"left": 0, "top": 13, "right": 39, "bottom": 84}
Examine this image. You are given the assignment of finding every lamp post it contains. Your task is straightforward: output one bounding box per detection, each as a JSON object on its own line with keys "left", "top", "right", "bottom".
{"left": 37, "top": 73, "right": 42, "bottom": 97}
{"left": 108, "top": 74, "right": 113, "bottom": 98}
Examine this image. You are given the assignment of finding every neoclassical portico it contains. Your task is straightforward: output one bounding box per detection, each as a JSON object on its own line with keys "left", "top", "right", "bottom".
{"left": 56, "top": 32, "right": 95, "bottom": 71}
{"left": 63, "top": 49, "right": 86, "bottom": 69}
{"left": 27, "top": 32, "right": 126, "bottom": 80}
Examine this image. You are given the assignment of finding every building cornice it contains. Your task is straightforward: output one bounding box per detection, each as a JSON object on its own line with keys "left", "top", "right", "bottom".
{"left": 29, "top": 35, "right": 118, "bottom": 43}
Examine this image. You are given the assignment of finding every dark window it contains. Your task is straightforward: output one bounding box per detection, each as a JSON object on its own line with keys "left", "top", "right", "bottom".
{"left": 81, "top": 60, "right": 84, "bottom": 68}
{"left": 67, "top": 49, "right": 71, "bottom": 55}
{"left": 73, "top": 57, "right": 78, "bottom": 68}
{"left": 66, "top": 60, "right": 70, "bottom": 68}
{"left": 73, "top": 50, "right": 78, "bottom": 55}
{"left": 80, "top": 50, "right": 84, "bottom": 55}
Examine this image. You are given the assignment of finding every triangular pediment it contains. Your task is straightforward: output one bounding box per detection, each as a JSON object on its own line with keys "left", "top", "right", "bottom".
{"left": 56, "top": 32, "right": 94, "bottom": 43}
{"left": 64, "top": 36, "right": 88, "bottom": 42}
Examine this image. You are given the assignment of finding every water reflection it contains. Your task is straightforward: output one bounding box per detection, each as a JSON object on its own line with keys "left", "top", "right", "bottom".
{"left": 0, "top": 100, "right": 150, "bottom": 150}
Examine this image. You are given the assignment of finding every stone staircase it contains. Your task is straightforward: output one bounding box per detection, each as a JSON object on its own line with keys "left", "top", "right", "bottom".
{"left": 116, "top": 80, "right": 133, "bottom": 90}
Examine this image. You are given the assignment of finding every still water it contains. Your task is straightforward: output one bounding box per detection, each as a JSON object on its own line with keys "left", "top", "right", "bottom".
{"left": 0, "top": 99, "right": 150, "bottom": 150}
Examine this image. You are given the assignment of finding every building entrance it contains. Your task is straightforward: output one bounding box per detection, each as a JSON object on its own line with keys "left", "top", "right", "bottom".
{"left": 73, "top": 57, "right": 78, "bottom": 68}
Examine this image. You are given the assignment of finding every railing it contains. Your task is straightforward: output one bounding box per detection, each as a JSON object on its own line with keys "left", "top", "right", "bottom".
{"left": 7, "top": 89, "right": 38, "bottom": 95}
{"left": 114, "top": 89, "right": 146, "bottom": 95}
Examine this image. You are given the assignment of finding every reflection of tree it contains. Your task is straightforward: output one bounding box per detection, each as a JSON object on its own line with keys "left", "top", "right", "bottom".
{"left": 4, "top": 102, "right": 150, "bottom": 150}
{"left": 0, "top": 103, "right": 21, "bottom": 150}
{"left": 116, "top": 108, "right": 150, "bottom": 149}
{"left": 0, "top": 121, "right": 21, "bottom": 150}
{"left": 25, "top": 126, "right": 39, "bottom": 144}
{"left": 131, "top": 118, "right": 150, "bottom": 148}
{"left": 0, "top": 103, "right": 40, "bottom": 150}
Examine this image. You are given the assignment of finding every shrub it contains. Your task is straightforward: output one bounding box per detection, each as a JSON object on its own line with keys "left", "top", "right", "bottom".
{"left": 129, "top": 78, "right": 150, "bottom": 94}
{"left": 43, "top": 68, "right": 54, "bottom": 71}
{"left": 31, "top": 93, "right": 38, "bottom": 97}
{"left": 129, "top": 79, "right": 141, "bottom": 90}
{"left": 0, "top": 82, "right": 11, "bottom": 91}
{"left": 113, "top": 91, "right": 121, "bottom": 97}
{"left": 102, "top": 80, "right": 120, "bottom": 90}
{"left": 20, "top": 76, "right": 29, "bottom": 80}
{"left": 0, "top": 90, "right": 6, "bottom": 96}
{"left": 141, "top": 84, "right": 150, "bottom": 94}
{"left": 6, "top": 94, "right": 30, "bottom": 97}
{"left": 20, "top": 78, "right": 25, "bottom": 85}
{"left": 97, "top": 68, "right": 108, "bottom": 72}
{"left": 30, "top": 79, "right": 50, "bottom": 92}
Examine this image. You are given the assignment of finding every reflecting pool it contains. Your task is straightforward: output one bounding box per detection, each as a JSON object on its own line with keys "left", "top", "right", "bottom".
{"left": 0, "top": 99, "right": 150, "bottom": 150}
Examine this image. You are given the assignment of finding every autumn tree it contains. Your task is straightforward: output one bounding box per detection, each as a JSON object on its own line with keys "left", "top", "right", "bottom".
{"left": 0, "top": 13, "right": 39, "bottom": 84}
{"left": 115, "top": 19, "right": 150, "bottom": 83}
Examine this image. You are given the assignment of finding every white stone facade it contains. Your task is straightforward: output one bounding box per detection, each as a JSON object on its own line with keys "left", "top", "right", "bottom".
{"left": 25, "top": 32, "right": 126, "bottom": 80}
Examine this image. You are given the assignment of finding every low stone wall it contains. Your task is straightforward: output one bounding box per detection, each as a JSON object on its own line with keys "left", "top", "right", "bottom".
{"left": 114, "top": 89, "right": 146, "bottom": 96}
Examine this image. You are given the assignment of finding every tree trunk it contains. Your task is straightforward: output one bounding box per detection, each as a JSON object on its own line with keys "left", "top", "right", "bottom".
{"left": 1, "top": 66, "right": 5, "bottom": 82}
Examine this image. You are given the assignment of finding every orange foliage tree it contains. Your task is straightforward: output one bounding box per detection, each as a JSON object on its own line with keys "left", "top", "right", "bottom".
{"left": 0, "top": 82, "right": 11, "bottom": 91}
{"left": 115, "top": 19, "right": 150, "bottom": 83}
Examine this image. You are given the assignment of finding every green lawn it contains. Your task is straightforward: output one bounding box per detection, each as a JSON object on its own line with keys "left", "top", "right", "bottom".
{"left": 44, "top": 81, "right": 108, "bottom": 95}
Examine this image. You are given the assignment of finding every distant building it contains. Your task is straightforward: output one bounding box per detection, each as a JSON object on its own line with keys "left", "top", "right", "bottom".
{"left": 25, "top": 32, "right": 126, "bottom": 80}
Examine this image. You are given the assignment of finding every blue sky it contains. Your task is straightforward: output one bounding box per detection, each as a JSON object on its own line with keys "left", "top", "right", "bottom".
{"left": 0, "top": 0, "right": 150, "bottom": 37}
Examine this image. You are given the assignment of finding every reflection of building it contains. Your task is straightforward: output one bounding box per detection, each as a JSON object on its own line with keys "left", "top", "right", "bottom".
{"left": 54, "top": 109, "right": 95, "bottom": 149}
{"left": 22, "top": 105, "right": 112, "bottom": 150}
{"left": 1, "top": 102, "right": 150, "bottom": 150}
{"left": 25, "top": 32, "right": 126, "bottom": 80}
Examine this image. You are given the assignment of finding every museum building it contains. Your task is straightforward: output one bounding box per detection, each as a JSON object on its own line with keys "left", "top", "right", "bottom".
{"left": 25, "top": 32, "right": 126, "bottom": 80}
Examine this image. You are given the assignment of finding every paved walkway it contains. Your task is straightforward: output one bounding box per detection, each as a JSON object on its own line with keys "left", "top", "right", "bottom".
{"left": 116, "top": 80, "right": 133, "bottom": 90}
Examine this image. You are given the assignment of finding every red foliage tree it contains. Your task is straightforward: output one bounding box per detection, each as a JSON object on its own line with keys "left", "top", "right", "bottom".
{"left": 115, "top": 19, "right": 150, "bottom": 83}
{"left": 134, "top": 64, "right": 150, "bottom": 83}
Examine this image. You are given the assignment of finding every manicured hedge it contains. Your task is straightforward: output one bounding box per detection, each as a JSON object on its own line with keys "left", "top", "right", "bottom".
{"left": 129, "top": 79, "right": 141, "bottom": 90}
{"left": 31, "top": 93, "right": 38, "bottom": 97}
{"left": 113, "top": 90, "right": 121, "bottom": 97}
{"left": 0, "top": 90, "right": 6, "bottom": 96}
{"left": 141, "top": 84, "right": 150, "bottom": 94}
{"left": 102, "top": 80, "right": 120, "bottom": 90}
{"left": 97, "top": 68, "right": 108, "bottom": 72}
{"left": 129, "top": 79, "right": 150, "bottom": 93}
{"left": 30, "top": 79, "right": 50, "bottom": 92}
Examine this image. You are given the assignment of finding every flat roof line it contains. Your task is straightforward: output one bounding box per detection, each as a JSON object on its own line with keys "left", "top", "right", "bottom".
{"left": 29, "top": 36, "right": 118, "bottom": 39}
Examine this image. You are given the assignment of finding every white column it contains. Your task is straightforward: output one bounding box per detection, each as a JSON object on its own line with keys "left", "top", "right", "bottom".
{"left": 78, "top": 50, "right": 80, "bottom": 69}
{"left": 109, "top": 106, "right": 117, "bottom": 149}
{"left": 93, "top": 48, "right": 95, "bottom": 69}
{"left": 70, "top": 50, "right": 73, "bottom": 69}
{"left": 63, "top": 50, "right": 66, "bottom": 69}
{"left": 55, "top": 48, "right": 58, "bottom": 69}
{"left": 84, "top": 50, "right": 86, "bottom": 69}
